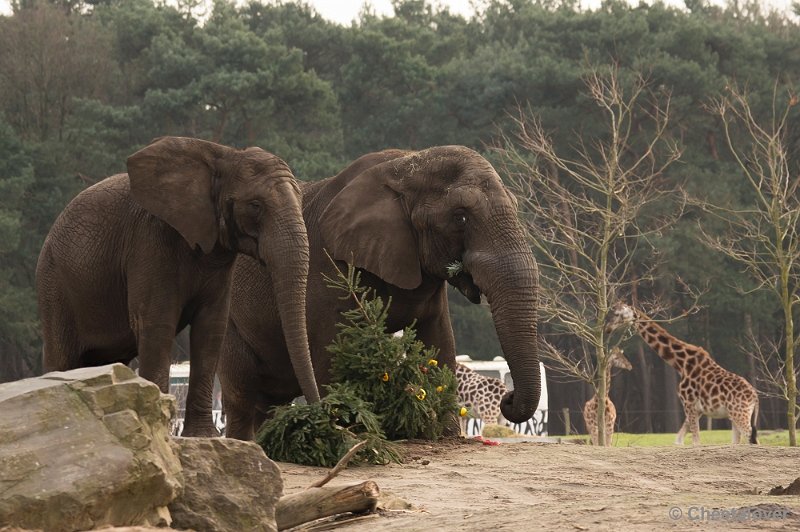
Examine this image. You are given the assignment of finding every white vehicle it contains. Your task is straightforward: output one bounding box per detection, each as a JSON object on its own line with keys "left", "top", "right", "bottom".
{"left": 456, "top": 355, "right": 548, "bottom": 437}
{"left": 168, "top": 362, "right": 225, "bottom": 436}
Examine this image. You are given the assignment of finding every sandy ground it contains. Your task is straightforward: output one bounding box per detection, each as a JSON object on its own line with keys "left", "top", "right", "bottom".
{"left": 278, "top": 438, "right": 800, "bottom": 531}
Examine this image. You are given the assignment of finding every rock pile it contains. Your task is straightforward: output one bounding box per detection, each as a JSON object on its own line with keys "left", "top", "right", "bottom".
{"left": 0, "top": 364, "right": 282, "bottom": 532}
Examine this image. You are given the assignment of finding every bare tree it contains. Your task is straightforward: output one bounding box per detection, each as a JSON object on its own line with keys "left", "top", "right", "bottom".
{"left": 700, "top": 84, "right": 799, "bottom": 446}
{"left": 0, "top": 3, "right": 116, "bottom": 142}
{"left": 493, "top": 65, "right": 686, "bottom": 445}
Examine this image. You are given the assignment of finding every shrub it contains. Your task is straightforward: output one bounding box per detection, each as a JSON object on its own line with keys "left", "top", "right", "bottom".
{"left": 255, "top": 384, "right": 401, "bottom": 466}
{"left": 326, "top": 263, "right": 459, "bottom": 440}
{"left": 256, "top": 261, "right": 459, "bottom": 466}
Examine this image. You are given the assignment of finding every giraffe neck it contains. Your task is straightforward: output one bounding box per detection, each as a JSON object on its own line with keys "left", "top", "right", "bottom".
{"left": 633, "top": 311, "right": 710, "bottom": 376}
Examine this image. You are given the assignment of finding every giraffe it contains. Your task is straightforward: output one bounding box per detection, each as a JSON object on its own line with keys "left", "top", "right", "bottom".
{"left": 455, "top": 363, "right": 506, "bottom": 435}
{"left": 605, "top": 301, "right": 759, "bottom": 445}
{"left": 582, "top": 347, "right": 632, "bottom": 446}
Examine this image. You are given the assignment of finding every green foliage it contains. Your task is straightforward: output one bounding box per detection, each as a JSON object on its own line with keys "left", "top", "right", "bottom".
{"left": 326, "top": 263, "right": 459, "bottom": 440}
{"left": 255, "top": 384, "right": 401, "bottom": 466}
{"left": 1, "top": 0, "right": 800, "bottom": 421}
{"left": 0, "top": 116, "right": 39, "bottom": 374}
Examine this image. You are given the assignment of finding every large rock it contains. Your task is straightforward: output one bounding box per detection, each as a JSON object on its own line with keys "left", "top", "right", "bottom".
{"left": 169, "top": 438, "right": 283, "bottom": 532}
{"left": 0, "top": 364, "right": 182, "bottom": 531}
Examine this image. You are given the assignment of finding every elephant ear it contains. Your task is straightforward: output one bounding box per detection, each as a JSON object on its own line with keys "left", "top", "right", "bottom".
{"left": 127, "top": 136, "right": 224, "bottom": 254}
{"left": 319, "top": 163, "right": 422, "bottom": 290}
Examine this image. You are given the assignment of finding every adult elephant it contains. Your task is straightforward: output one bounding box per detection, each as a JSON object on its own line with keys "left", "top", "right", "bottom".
{"left": 36, "top": 136, "right": 319, "bottom": 437}
{"left": 220, "top": 146, "right": 541, "bottom": 440}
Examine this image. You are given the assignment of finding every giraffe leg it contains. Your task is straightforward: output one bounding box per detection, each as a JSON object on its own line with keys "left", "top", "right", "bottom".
{"left": 688, "top": 412, "right": 701, "bottom": 445}
{"left": 583, "top": 400, "right": 597, "bottom": 445}
{"left": 731, "top": 424, "right": 741, "bottom": 444}
{"left": 675, "top": 419, "right": 689, "bottom": 445}
{"left": 741, "top": 424, "right": 753, "bottom": 445}
{"left": 605, "top": 422, "right": 614, "bottom": 446}
{"left": 731, "top": 410, "right": 751, "bottom": 444}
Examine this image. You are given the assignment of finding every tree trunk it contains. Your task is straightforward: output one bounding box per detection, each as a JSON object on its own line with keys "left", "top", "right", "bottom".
{"left": 780, "top": 266, "right": 796, "bottom": 446}
{"left": 595, "top": 350, "right": 608, "bottom": 445}
{"left": 276, "top": 481, "right": 380, "bottom": 531}
{"left": 636, "top": 345, "right": 652, "bottom": 433}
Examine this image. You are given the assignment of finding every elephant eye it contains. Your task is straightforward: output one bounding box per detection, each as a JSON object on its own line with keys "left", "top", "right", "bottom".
{"left": 453, "top": 212, "right": 467, "bottom": 227}
{"left": 248, "top": 201, "right": 262, "bottom": 213}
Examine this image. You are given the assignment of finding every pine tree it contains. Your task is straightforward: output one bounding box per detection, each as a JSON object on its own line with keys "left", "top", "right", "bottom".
{"left": 255, "top": 384, "right": 400, "bottom": 467}
{"left": 325, "top": 261, "right": 458, "bottom": 441}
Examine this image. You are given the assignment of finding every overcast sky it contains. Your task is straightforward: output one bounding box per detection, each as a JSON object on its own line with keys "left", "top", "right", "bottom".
{"left": 0, "top": 0, "right": 477, "bottom": 20}
{"left": 0, "top": 0, "right": 795, "bottom": 24}
{"left": 312, "top": 0, "right": 476, "bottom": 24}
{"left": 298, "top": 0, "right": 797, "bottom": 22}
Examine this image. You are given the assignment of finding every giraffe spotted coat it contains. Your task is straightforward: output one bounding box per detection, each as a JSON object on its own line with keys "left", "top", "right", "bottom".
{"left": 606, "top": 302, "right": 760, "bottom": 445}
{"left": 455, "top": 363, "right": 506, "bottom": 433}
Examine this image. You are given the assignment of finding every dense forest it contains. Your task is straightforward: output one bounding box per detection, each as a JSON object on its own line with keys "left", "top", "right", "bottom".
{"left": 1, "top": 0, "right": 799, "bottom": 436}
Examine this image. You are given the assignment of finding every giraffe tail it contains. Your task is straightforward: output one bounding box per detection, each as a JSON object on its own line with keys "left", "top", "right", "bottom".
{"left": 749, "top": 400, "right": 759, "bottom": 445}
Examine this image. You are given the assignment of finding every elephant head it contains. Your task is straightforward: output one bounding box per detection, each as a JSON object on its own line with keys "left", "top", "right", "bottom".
{"left": 126, "top": 136, "right": 320, "bottom": 403}
{"left": 319, "top": 146, "right": 540, "bottom": 423}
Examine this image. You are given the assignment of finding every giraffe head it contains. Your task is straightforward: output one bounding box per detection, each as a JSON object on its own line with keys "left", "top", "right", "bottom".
{"left": 608, "top": 346, "right": 632, "bottom": 371}
{"left": 604, "top": 301, "right": 636, "bottom": 334}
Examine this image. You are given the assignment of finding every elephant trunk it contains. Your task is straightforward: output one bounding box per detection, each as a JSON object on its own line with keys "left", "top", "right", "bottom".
{"left": 467, "top": 240, "right": 540, "bottom": 424}
{"left": 261, "top": 199, "right": 321, "bottom": 403}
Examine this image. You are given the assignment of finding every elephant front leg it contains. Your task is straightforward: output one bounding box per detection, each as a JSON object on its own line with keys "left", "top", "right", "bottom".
{"left": 182, "top": 303, "right": 230, "bottom": 437}
{"left": 135, "top": 321, "right": 177, "bottom": 393}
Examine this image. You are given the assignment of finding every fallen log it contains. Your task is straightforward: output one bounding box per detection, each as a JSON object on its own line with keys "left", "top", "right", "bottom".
{"left": 276, "top": 481, "right": 380, "bottom": 531}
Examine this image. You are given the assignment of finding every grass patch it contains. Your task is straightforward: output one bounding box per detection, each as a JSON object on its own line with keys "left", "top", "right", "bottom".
{"left": 482, "top": 424, "right": 520, "bottom": 438}
{"left": 561, "top": 429, "right": 791, "bottom": 447}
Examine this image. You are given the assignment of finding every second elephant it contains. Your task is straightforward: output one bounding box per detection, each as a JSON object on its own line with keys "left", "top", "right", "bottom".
{"left": 219, "top": 146, "right": 541, "bottom": 440}
{"left": 36, "top": 136, "right": 319, "bottom": 437}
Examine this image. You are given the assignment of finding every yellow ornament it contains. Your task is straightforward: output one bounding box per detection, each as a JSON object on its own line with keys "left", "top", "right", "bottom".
{"left": 459, "top": 407, "right": 468, "bottom": 417}
{"left": 381, "top": 372, "right": 389, "bottom": 382}
{"left": 427, "top": 359, "right": 438, "bottom": 366}
{"left": 416, "top": 388, "right": 427, "bottom": 400}
{"left": 436, "top": 385, "right": 444, "bottom": 393}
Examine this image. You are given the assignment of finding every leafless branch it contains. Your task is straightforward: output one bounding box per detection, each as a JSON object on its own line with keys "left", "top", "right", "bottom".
{"left": 699, "top": 82, "right": 800, "bottom": 443}
{"left": 491, "top": 65, "right": 690, "bottom": 444}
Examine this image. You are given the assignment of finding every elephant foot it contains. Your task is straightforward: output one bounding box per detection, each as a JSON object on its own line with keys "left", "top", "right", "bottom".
{"left": 181, "top": 424, "right": 221, "bottom": 438}
{"left": 181, "top": 415, "right": 220, "bottom": 438}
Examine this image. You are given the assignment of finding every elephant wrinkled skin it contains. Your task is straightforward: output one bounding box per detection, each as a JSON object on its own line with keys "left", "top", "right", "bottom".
{"left": 219, "top": 146, "right": 540, "bottom": 440}
{"left": 36, "top": 136, "right": 318, "bottom": 437}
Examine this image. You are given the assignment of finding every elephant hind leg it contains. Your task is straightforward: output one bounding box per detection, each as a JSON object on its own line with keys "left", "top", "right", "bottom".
{"left": 40, "top": 297, "right": 83, "bottom": 373}
{"left": 225, "top": 403, "right": 257, "bottom": 441}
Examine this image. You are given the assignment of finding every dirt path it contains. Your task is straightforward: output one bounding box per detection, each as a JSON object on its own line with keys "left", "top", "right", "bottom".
{"left": 279, "top": 439, "right": 800, "bottom": 531}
